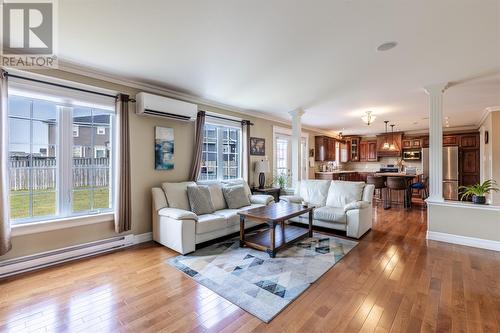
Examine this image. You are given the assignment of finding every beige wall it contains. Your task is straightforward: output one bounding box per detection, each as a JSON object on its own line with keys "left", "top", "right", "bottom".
{"left": 1, "top": 69, "right": 323, "bottom": 260}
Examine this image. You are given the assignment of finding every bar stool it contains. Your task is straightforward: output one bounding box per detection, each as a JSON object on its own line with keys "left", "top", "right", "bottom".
{"left": 410, "top": 176, "right": 429, "bottom": 199}
{"left": 386, "top": 177, "right": 411, "bottom": 209}
{"left": 366, "top": 175, "right": 386, "bottom": 205}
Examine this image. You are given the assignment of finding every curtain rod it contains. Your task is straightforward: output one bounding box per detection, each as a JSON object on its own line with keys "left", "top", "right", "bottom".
{"left": 205, "top": 112, "right": 253, "bottom": 126}
{"left": 5, "top": 72, "right": 121, "bottom": 100}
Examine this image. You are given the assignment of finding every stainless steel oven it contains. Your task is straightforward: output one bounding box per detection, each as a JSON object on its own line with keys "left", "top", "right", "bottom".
{"left": 403, "top": 149, "right": 421, "bottom": 161}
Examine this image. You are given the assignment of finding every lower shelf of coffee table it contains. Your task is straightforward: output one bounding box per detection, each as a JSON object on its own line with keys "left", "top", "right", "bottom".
{"left": 242, "top": 224, "right": 310, "bottom": 253}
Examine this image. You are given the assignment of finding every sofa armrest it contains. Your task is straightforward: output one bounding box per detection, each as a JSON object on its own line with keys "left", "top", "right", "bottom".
{"left": 152, "top": 187, "right": 168, "bottom": 212}
{"left": 155, "top": 216, "right": 196, "bottom": 254}
{"left": 249, "top": 194, "right": 274, "bottom": 205}
{"left": 158, "top": 208, "right": 198, "bottom": 221}
{"left": 280, "top": 195, "right": 303, "bottom": 204}
{"left": 346, "top": 204, "right": 372, "bottom": 238}
{"left": 344, "top": 201, "right": 370, "bottom": 212}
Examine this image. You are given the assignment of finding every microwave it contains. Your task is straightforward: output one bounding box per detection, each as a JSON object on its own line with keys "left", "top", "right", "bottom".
{"left": 403, "top": 149, "right": 421, "bottom": 161}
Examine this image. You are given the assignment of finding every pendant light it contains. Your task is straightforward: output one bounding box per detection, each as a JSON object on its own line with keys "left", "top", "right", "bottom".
{"left": 389, "top": 124, "right": 396, "bottom": 150}
{"left": 383, "top": 121, "right": 390, "bottom": 150}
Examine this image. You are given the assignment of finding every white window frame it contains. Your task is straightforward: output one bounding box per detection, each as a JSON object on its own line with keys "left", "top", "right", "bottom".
{"left": 272, "top": 126, "right": 309, "bottom": 186}
{"left": 72, "top": 124, "right": 79, "bottom": 137}
{"left": 96, "top": 126, "right": 106, "bottom": 135}
{"left": 199, "top": 119, "right": 243, "bottom": 181}
{"left": 7, "top": 90, "right": 116, "bottom": 226}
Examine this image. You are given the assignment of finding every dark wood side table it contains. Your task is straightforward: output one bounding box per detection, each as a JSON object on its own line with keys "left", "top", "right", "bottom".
{"left": 251, "top": 187, "right": 281, "bottom": 202}
{"left": 238, "top": 202, "right": 314, "bottom": 258}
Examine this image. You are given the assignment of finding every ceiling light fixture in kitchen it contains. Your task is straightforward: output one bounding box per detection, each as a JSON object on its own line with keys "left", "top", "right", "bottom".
{"left": 361, "top": 111, "right": 376, "bottom": 126}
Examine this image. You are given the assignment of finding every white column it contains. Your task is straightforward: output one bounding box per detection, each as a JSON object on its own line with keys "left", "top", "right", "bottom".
{"left": 289, "top": 109, "right": 304, "bottom": 189}
{"left": 424, "top": 83, "right": 448, "bottom": 202}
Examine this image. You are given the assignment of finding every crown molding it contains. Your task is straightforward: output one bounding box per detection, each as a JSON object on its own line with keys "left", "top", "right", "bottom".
{"left": 56, "top": 60, "right": 335, "bottom": 136}
{"left": 478, "top": 105, "right": 500, "bottom": 127}
{"left": 402, "top": 124, "right": 479, "bottom": 136}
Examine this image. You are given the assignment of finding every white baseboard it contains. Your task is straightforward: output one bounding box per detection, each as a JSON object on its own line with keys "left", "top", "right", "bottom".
{"left": 427, "top": 231, "right": 500, "bottom": 252}
{"left": 0, "top": 232, "right": 154, "bottom": 278}
{"left": 134, "top": 232, "right": 153, "bottom": 244}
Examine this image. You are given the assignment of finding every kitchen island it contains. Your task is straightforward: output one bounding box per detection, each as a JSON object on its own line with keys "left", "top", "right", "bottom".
{"left": 375, "top": 172, "right": 423, "bottom": 209}
{"left": 315, "top": 171, "right": 358, "bottom": 181}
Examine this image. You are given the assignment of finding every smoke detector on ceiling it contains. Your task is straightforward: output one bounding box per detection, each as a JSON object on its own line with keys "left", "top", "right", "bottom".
{"left": 377, "top": 41, "right": 398, "bottom": 52}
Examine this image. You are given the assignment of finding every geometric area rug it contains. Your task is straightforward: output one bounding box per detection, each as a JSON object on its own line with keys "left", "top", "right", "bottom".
{"left": 167, "top": 231, "right": 358, "bottom": 322}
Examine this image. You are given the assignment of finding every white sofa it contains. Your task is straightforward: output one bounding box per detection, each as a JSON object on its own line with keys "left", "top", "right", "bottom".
{"left": 152, "top": 179, "right": 274, "bottom": 254}
{"left": 281, "top": 180, "right": 375, "bottom": 239}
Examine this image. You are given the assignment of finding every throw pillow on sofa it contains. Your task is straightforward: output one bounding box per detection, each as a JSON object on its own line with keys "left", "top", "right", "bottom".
{"left": 222, "top": 185, "right": 251, "bottom": 209}
{"left": 161, "top": 181, "right": 196, "bottom": 210}
{"left": 187, "top": 185, "right": 215, "bottom": 215}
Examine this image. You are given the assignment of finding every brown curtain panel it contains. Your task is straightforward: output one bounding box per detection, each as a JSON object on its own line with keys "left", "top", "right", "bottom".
{"left": 0, "top": 70, "right": 11, "bottom": 255}
{"left": 114, "top": 94, "right": 132, "bottom": 233}
{"left": 242, "top": 120, "right": 252, "bottom": 182}
{"left": 188, "top": 111, "right": 206, "bottom": 181}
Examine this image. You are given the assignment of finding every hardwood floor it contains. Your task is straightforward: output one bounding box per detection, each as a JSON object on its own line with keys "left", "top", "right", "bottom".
{"left": 1, "top": 205, "right": 499, "bottom": 332}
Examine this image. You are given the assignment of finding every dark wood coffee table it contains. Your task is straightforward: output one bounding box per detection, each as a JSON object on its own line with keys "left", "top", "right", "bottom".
{"left": 238, "top": 202, "right": 314, "bottom": 258}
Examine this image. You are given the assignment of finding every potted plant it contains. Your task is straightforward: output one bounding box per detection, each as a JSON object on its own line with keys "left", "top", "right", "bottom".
{"left": 273, "top": 170, "right": 290, "bottom": 189}
{"left": 459, "top": 179, "right": 499, "bottom": 204}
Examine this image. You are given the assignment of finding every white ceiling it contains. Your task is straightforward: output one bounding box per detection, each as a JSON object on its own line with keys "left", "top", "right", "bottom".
{"left": 58, "top": 0, "right": 500, "bottom": 135}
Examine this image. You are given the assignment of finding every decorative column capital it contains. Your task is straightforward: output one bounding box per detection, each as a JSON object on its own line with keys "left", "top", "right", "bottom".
{"left": 424, "top": 83, "right": 449, "bottom": 96}
{"left": 289, "top": 108, "right": 305, "bottom": 119}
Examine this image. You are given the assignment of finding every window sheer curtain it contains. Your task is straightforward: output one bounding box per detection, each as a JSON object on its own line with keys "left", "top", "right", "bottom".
{"left": 114, "top": 94, "right": 131, "bottom": 233}
{"left": 188, "top": 111, "right": 205, "bottom": 181}
{"left": 0, "top": 70, "right": 11, "bottom": 255}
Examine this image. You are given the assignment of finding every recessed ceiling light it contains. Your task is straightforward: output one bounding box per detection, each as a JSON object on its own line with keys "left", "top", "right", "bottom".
{"left": 377, "top": 41, "right": 398, "bottom": 52}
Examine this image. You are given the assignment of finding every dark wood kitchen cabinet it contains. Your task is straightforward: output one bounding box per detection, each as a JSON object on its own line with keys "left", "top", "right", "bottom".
{"left": 315, "top": 136, "right": 336, "bottom": 161}
{"left": 346, "top": 137, "right": 361, "bottom": 162}
{"left": 403, "top": 138, "right": 422, "bottom": 149}
{"left": 359, "top": 141, "right": 368, "bottom": 162}
{"left": 443, "top": 135, "right": 459, "bottom": 146}
{"left": 461, "top": 149, "right": 480, "bottom": 187}
{"left": 367, "top": 141, "right": 378, "bottom": 161}
{"left": 460, "top": 134, "right": 479, "bottom": 148}
{"left": 359, "top": 140, "right": 377, "bottom": 162}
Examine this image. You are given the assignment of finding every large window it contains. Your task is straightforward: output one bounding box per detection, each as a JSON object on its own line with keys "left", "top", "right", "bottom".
{"left": 199, "top": 123, "right": 241, "bottom": 181}
{"left": 8, "top": 92, "right": 115, "bottom": 224}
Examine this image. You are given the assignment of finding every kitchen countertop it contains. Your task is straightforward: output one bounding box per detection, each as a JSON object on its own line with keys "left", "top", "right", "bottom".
{"left": 374, "top": 172, "right": 423, "bottom": 177}
{"left": 315, "top": 170, "right": 357, "bottom": 174}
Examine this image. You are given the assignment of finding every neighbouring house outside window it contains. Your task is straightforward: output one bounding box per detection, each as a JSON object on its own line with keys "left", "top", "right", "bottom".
{"left": 199, "top": 123, "right": 242, "bottom": 181}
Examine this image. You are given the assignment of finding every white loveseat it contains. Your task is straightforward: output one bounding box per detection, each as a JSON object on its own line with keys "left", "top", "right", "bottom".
{"left": 151, "top": 179, "right": 274, "bottom": 254}
{"left": 281, "top": 180, "right": 375, "bottom": 239}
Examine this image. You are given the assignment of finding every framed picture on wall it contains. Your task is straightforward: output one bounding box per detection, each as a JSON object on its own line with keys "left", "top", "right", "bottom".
{"left": 155, "top": 127, "right": 174, "bottom": 170}
{"left": 250, "top": 137, "right": 265, "bottom": 156}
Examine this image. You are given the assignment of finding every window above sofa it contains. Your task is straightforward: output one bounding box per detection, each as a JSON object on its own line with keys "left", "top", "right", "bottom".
{"left": 199, "top": 123, "right": 242, "bottom": 181}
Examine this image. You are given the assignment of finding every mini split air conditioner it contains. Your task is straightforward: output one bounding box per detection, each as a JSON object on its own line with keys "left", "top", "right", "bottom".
{"left": 135, "top": 92, "right": 197, "bottom": 121}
